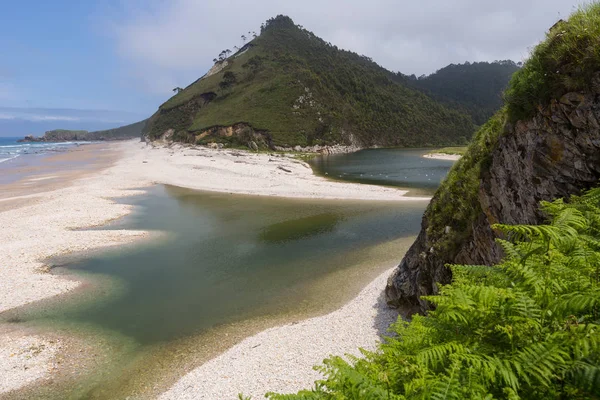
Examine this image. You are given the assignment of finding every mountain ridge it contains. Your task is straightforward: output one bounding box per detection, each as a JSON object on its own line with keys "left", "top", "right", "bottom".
{"left": 18, "top": 119, "right": 148, "bottom": 142}
{"left": 143, "top": 15, "right": 479, "bottom": 149}
{"left": 397, "top": 60, "right": 521, "bottom": 125}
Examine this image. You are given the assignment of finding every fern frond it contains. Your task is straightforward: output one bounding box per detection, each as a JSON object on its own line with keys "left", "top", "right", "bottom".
{"left": 416, "top": 342, "right": 466, "bottom": 369}
{"left": 511, "top": 341, "right": 570, "bottom": 386}
{"left": 429, "top": 362, "right": 463, "bottom": 400}
{"left": 555, "top": 290, "right": 600, "bottom": 315}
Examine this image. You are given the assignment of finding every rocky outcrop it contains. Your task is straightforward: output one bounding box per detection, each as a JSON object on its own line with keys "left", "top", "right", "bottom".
{"left": 18, "top": 120, "right": 147, "bottom": 142}
{"left": 195, "top": 123, "right": 272, "bottom": 149}
{"left": 19, "top": 130, "right": 88, "bottom": 142}
{"left": 386, "top": 80, "right": 600, "bottom": 315}
{"left": 272, "top": 144, "right": 362, "bottom": 154}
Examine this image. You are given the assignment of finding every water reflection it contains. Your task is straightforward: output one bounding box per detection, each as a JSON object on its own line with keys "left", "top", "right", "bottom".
{"left": 13, "top": 185, "right": 426, "bottom": 345}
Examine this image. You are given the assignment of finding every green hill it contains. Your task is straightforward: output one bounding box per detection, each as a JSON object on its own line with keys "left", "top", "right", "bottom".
{"left": 144, "top": 15, "right": 475, "bottom": 148}
{"left": 398, "top": 60, "right": 520, "bottom": 125}
{"left": 20, "top": 119, "right": 148, "bottom": 142}
{"left": 85, "top": 119, "right": 148, "bottom": 140}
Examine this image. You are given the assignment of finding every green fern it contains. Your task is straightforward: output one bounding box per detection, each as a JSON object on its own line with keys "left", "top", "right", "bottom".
{"left": 267, "top": 186, "right": 600, "bottom": 400}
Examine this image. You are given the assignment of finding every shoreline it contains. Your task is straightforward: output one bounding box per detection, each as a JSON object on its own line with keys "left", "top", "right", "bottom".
{"left": 423, "top": 153, "right": 462, "bottom": 161}
{"left": 0, "top": 140, "right": 424, "bottom": 396}
{"left": 141, "top": 142, "right": 431, "bottom": 201}
{"left": 161, "top": 267, "right": 399, "bottom": 399}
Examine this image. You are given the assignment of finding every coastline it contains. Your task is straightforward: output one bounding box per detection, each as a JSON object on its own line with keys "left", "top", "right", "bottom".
{"left": 0, "top": 140, "right": 425, "bottom": 396}
{"left": 141, "top": 142, "right": 430, "bottom": 201}
{"left": 161, "top": 267, "right": 398, "bottom": 399}
{"left": 423, "top": 153, "right": 462, "bottom": 161}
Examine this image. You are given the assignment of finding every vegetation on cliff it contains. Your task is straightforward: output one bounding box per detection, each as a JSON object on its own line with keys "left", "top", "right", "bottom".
{"left": 505, "top": 3, "right": 600, "bottom": 121}
{"left": 426, "top": 110, "right": 505, "bottom": 255}
{"left": 409, "top": 2, "right": 600, "bottom": 274}
{"left": 144, "top": 16, "right": 477, "bottom": 148}
{"left": 268, "top": 188, "right": 600, "bottom": 399}
{"left": 398, "top": 60, "right": 520, "bottom": 125}
{"left": 265, "top": 4, "right": 600, "bottom": 399}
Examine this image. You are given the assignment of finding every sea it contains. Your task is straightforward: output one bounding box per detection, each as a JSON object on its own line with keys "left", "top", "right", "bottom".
{"left": 0, "top": 137, "right": 90, "bottom": 164}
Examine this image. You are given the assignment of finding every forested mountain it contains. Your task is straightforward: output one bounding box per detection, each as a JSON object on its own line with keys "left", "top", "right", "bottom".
{"left": 398, "top": 60, "right": 520, "bottom": 124}
{"left": 144, "top": 16, "right": 475, "bottom": 148}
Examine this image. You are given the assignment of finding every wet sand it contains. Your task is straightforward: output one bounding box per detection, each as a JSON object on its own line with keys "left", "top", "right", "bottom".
{"left": 0, "top": 143, "right": 120, "bottom": 212}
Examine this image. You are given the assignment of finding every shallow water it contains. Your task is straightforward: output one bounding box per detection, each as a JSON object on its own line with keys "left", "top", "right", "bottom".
{"left": 56, "top": 186, "right": 426, "bottom": 344}
{"left": 2, "top": 184, "right": 428, "bottom": 399}
{"left": 309, "top": 148, "right": 455, "bottom": 196}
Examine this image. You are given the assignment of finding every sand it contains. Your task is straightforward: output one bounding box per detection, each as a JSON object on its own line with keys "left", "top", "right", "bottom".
{"left": 0, "top": 140, "right": 425, "bottom": 396}
{"left": 0, "top": 333, "right": 59, "bottom": 394}
{"left": 423, "top": 153, "right": 462, "bottom": 161}
{"left": 159, "top": 267, "right": 397, "bottom": 399}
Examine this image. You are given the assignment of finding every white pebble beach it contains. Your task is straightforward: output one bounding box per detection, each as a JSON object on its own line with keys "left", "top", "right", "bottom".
{"left": 0, "top": 140, "right": 428, "bottom": 397}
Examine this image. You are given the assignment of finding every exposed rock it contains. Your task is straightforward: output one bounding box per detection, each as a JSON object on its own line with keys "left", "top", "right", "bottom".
{"left": 386, "top": 89, "right": 600, "bottom": 314}
{"left": 272, "top": 144, "right": 361, "bottom": 155}
{"left": 159, "top": 129, "right": 174, "bottom": 142}
{"left": 199, "top": 92, "right": 217, "bottom": 105}
{"left": 204, "top": 60, "right": 229, "bottom": 79}
{"left": 195, "top": 123, "right": 272, "bottom": 149}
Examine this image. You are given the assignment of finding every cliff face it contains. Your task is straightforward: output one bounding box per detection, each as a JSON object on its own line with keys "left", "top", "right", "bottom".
{"left": 386, "top": 79, "right": 600, "bottom": 314}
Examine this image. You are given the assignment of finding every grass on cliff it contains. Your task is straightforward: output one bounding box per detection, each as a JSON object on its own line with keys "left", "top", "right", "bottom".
{"left": 147, "top": 15, "right": 475, "bottom": 148}
{"left": 505, "top": 2, "right": 600, "bottom": 121}
{"left": 266, "top": 187, "right": 600, "bottom": 399}
{"left": 425, "top": 111, "right": 504, "bottom": 254}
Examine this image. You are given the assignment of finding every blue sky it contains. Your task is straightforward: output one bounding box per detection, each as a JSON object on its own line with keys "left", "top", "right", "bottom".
{"left": 0, "top": 1, "right": 158, "bottom": 113}
{"left": 0, "top": 0, "right": 584, "bottom": 136}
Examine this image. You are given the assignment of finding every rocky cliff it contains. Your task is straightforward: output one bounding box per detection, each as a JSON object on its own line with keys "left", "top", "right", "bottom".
{"left": 386, "top": 85, "right": 600, "bottom": 314}
{"left": 386, "top": 6, "right": 600, "bottom": 314}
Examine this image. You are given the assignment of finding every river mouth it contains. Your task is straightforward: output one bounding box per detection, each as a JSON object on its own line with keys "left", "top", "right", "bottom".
{"left": 1, "top": 184, "right": 426, "bottom": 399}
{"left": 309, "top": 148, "right": 455, "bottom": 196}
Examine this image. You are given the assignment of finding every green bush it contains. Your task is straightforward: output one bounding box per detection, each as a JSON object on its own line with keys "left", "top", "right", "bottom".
{"left": 267, "top": 187, "right": 600, "bottom": 399}
{"left": 505, "top": 3, "right": 600, "bottom": 122}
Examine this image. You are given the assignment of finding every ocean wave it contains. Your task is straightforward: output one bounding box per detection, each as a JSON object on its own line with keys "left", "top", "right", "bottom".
{"left": 0, "top": 141, "right": 88, "bottom": 158}
{"left": 0, "top": 154, "right": 19, "bottom": 163}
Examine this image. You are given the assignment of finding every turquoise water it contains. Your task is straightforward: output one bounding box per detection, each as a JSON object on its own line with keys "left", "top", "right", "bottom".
{"left": 310, "top": 148, "right": 455, "bottom": 195}
{"left": 32, "top": 185, "right": 426, "bottom": 344}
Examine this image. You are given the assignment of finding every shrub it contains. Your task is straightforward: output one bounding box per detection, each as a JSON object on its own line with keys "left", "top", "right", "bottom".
{"left": 505, "top": 3, "right": 600, "bottom": 122}
{"left": 267, "top": 187, "right": 600, "bottom": 399}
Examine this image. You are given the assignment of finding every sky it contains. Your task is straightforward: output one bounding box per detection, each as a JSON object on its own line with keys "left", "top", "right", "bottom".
{"left": 0, "top": 0, "right": 586, "bottom": 136}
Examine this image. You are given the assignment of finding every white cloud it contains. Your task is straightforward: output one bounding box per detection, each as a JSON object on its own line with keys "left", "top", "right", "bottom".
{"left": 0, "top": 112, "right": 81, "bottom": 122}
{"left": 0, "top": 107, "right": 138, "bottom": 124}
{"left": 28, "top": 115, "right": 81, "bottom": 122}
{"left": 109, "top": 0, "right": 585, "bottom": 93}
